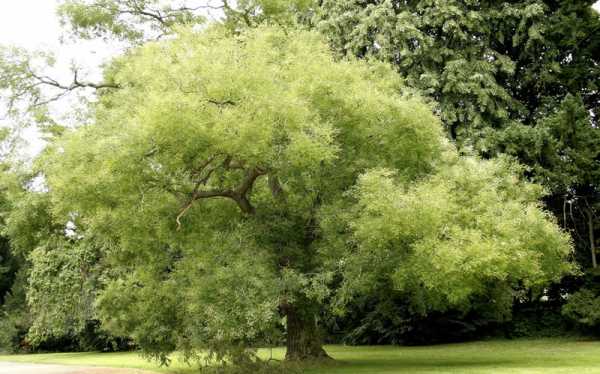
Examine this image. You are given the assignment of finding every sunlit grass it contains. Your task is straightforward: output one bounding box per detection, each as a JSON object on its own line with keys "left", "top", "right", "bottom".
{"left": 2, "top": 338, "right": 600, "bottom": 373}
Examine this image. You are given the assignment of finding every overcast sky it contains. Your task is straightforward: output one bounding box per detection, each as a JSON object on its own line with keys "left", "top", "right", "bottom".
{"left": 0, "top": 1, "right": 123, "bottom": 66}
{"left": 1, "top": 0, "right": 600, "bottom": 157}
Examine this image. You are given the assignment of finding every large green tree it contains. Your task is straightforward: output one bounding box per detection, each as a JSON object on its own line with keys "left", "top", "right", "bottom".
{"left": 34, "top": 25, "right": 573, "bottom": 366}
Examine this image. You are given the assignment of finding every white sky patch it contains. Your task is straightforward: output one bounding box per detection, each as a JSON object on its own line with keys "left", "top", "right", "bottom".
{"left": 0, "top": 1, "right": 59, "bottom": 49}
{"left": 0, "top": 0, "right": 121, "bottom": 81}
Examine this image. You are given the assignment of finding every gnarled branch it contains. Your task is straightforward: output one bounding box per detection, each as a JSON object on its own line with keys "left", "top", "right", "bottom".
{"left": 175, "top": 162, "right": 267, "bottom": 230}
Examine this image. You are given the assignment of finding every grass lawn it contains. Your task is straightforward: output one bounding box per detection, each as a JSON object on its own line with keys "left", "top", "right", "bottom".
{"left": 1, "top": 338, "right": 600, "bottom": 373}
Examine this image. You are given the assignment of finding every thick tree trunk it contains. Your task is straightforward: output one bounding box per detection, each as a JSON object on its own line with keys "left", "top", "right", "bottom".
{"left": 284, "top": 304, "right": 331, "bottom": 361}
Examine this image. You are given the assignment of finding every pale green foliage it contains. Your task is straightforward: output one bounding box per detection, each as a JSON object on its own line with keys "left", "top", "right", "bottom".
{"left": 40, "top": 24, "right": 574, "bottom": 363}
{"left": 223, "top": 0, "right": 315, "bottom": 30}
{"left": 45, "top": 25, "right": 443, "bottom": 218}
{"left": 2, "top": 192, "right": 58, "bottom": 257}
{"left": 96, "top": 225, "right": 282, "bottom": 363}
{"left": 43, "top": 25, "right": 443, "bottom": 362}
{"left": 58, "top": 0, "right": 206, "bottom": 42}
{"left": 0, "top": 170, "right": 105, "bottom": 348}
{"left": 321, "top": 153, "right": 574, "bottom": 314}
{"left": 57, "top": 0, "right": 315, "bottom": 43}
{"left": 26, "top": 239, "right": 100, "bottom": 346}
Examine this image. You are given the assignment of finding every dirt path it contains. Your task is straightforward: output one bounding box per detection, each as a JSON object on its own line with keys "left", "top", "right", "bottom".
{"left": 0, "top": 362, "right": 159, "bottom": 374}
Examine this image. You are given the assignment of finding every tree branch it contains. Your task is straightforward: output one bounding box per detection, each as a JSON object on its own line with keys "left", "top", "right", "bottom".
{"left": 19, "top": 65, "right": 120, "bottom": 109}
{"left": 175, "top": 164, "right": 267, "bottom": 230}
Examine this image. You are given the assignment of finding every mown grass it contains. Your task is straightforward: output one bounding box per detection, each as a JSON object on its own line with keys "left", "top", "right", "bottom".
{"left": 1, "top": 338, "right": 600, "bottom": 373}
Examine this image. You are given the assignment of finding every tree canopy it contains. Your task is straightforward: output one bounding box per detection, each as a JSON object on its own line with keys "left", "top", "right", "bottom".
{"left": 27, "top": 25, "right": 573, "bottom": 366}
